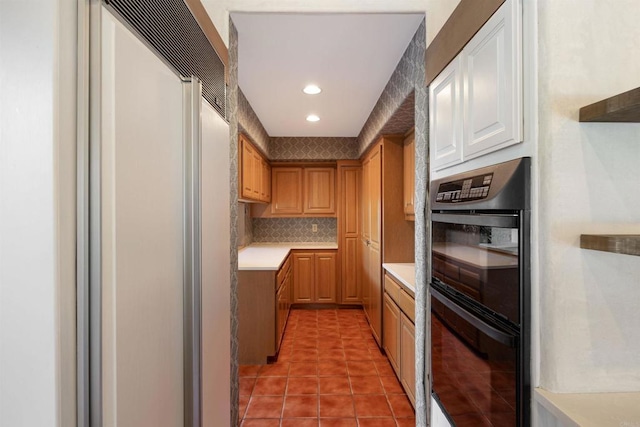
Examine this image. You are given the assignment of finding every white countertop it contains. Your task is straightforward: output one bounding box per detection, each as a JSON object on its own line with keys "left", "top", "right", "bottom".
{"left": 238, "top": 242, "right": 338, "bottom": 271}
{"left": 382, "top": 263, "right": 415, "bottom": 297}
{"left": 535, "top": 388, "right": 640, "bottom": 427}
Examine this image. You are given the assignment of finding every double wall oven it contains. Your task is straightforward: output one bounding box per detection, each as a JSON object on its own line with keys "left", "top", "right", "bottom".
{"left": 430, "top": 158, "right": 530, "bottom": 426}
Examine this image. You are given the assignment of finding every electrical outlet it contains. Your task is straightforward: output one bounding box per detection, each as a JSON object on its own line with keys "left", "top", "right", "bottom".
{"left": 312, "top": 224, "right": 318, "bottom": 232}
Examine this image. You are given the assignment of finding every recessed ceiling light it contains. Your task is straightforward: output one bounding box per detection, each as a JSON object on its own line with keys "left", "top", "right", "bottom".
{"left": 303, "top": 84, "right": 322, "bottom": 95}
{"left": 306, "top": 114, "right": 320, "bottom": 122}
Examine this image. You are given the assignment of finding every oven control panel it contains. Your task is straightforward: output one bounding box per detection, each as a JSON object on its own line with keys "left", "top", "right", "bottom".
{"left": 435, "top": 173, "right": 494, "bottom": 203}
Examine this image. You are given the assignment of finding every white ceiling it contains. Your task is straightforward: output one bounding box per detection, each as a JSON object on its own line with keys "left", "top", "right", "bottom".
{"left": 232, "top": 13, "right": 424, "bottom": 137}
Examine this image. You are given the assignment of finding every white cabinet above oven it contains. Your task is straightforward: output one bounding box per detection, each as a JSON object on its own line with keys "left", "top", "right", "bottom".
{"left": 429, "top": 0, "right": 522, "bottom": 172}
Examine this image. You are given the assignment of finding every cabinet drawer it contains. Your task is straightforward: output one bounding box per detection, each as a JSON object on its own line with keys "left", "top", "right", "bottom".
{"left": 384, "top": 273, "right": 401, "bottom": 304}
{"left": 397, "top": 290, "right": 415, "bottom": 323}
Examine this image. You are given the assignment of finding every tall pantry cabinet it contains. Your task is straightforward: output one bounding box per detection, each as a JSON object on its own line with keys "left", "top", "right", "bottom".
{"left": 361, "top": 136, "right": 415, "bottom": 345}
{"left": 337, "top": 161, "right": 362, "bottom": 304}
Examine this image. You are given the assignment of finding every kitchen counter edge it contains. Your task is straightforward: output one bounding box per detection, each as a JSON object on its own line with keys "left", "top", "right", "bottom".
{"left": 239, "top": 242, "right": 339, "bottom": 271}
{"left": 382, "top": 263, "right": 416, "bottom": 297}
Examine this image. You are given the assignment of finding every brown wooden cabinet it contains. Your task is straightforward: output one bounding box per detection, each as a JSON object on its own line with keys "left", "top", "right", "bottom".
{"left": 360, "top": 136, "right": 414, "bottom": 346}
{"left": 361, "top": 144, "right": 382, "bottom": 344}
{"left": 403, "top": 129, "right": 415, "bottom": 221}
{"left": 383, "top": 272, "right": 416, "bottom": 408}
{"left": 271, "top": 167, "right": 304, "bottom": 215}
{"left": 252, "top": 164, "right": 337, "bottom": 218}
{"left": 261, "top": 159, "right": 271, "bottom": 202}
{"left": 383, "top": 293, "right": 401, "bottom": 375}
{"left": 292, "top": 252, "right": 314, "bottom": 302}
{"left": 276, "top": 255, "right": 292, "bottom": 349}
{"left": 292, "top": 250, "right": 337, "bottom": 304}
{"left": 337, "top": 161, "right": 361, "bottom": 304}
{"left": 315, "top": 252, "right": 337, "bottom": 302}
{"left": 400, "top": 312, "right": 416, "bottom": 407}
{"left": 304, "top": 167, "right": 336, "bottom": 215}
{"left": 239, "top": 133, "right": 270, "bottom": 203}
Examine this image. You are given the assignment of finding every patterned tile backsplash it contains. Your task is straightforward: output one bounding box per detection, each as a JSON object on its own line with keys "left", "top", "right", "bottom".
{"left": 252, "top": 218, "right": 337, "bottom": 243}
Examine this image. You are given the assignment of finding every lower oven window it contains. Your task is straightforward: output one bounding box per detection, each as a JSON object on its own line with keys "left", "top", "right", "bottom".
{"left": 431, "top": 310, "right": 517, "bottom": 427}
{"left": 432, "top": 217, "right": 520, "bottom": 324}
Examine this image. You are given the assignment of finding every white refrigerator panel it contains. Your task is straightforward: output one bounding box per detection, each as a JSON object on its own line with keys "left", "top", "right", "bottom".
{"left": 200, "top": 100, "right": 231, "bottom": 427}
{"left": 101, "top": 10, "right": 184, "bottom": 427}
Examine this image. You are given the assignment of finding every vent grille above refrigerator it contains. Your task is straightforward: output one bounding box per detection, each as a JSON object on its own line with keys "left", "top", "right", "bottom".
{"left": 106, "top": 0, "right": 226, "bottom": 117}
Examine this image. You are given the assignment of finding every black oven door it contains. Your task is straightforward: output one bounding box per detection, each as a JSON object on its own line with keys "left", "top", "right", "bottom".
{"left": 431, "top": 211, "right": 520, "bottom": 325}
{"left": 431, "top": 285, "right": 520, "bottom": 427}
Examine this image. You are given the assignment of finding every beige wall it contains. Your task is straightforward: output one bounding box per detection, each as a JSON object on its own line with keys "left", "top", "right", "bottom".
{"left": 537, "top": 0, "right": 640, "bottom": 393}
{"left": 0, "top": 0, "right": 77, "bottom": 425}
{"left": 425, "top": 0, "right": 460, "bottom": 46}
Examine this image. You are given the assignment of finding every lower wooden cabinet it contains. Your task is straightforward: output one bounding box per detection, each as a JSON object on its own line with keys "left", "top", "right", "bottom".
{"left": 383, "top": 293, "right": 401, "bottom": 375}
{"left": 400, "top": 312, "right": 416, "bottom": 406}
{"left": 292, "top": 250, "right": 337, "bottom": 304}
{"left": 239, "top": 255, "right": 291, "bottom": 364}
{"left": 276, "top": 256, "right": 292, "bottom": 349}
{"left": 383, "top": 272, "right": 416, "bottom": 408}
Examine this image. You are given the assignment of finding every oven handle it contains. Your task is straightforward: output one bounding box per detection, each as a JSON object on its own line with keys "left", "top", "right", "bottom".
{"left": 431, "top": 212, "right": 518, "bottom": 228}
{"left": 430, "top": 287, "right": 517, "bottom": 348}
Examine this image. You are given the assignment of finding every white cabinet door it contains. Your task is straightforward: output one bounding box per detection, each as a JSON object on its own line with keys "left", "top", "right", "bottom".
{"left": 463, "top": 0, "right": 522, "bottom": 159}
{"left": 429, "top": 55, "right": 463, "bottom": 170}
{"left": 101, "top": 9, "right": 185, "bottom": 427}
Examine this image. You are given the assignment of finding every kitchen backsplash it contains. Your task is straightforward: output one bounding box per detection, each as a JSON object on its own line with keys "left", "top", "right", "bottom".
{"left": 252, "top": 218, "right": 337, "bottom": 242}
{"left": 270, "top": 137, "right": 359, "bottom": 160}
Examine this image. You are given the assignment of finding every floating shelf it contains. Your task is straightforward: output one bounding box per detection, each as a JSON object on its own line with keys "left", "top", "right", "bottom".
{"left": 580, "top": 234, "right": 640, "bottom": 256}
{"left": 579, "top": 87, "right": 640, "bottom": 122}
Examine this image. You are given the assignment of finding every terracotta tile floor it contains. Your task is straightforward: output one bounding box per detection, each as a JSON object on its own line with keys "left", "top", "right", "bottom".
{"left": 239, "top": 308, "right": 416, "bottom": 426}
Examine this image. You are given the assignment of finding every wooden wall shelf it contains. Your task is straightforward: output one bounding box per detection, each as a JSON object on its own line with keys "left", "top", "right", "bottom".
{"left": 579, "top": 87, "right": 640, "bottom": 122}
{"left": 580, "top": 234, "right": 640, "bottom": 256}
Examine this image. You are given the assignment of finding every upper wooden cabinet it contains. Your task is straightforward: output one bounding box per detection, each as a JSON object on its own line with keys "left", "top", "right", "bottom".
{"left": 403, "top": 130, "right": 415, "bottom": 221}
{"left": 261, "top": 159, "right": 271, "bottom": 202}
{"left": 238, "top": 133, "right": 270, "bottom": 203}
{"left": 271, "top": 167, "right": 304, "bottom": 215}
{"left": 430, "top": 0, "right": 522, "bottom": 171}
{"left": 253, "top": 163, "right": 337, "bottom": 218}
{"left": 304, "top": 168, "right": 336, "bottom": 215}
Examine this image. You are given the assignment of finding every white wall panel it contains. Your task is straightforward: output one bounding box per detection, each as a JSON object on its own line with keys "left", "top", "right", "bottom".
{"left": 0, "top": 0, "right": 76, "bottom": 425}
{"left": 537, "top": 0, "right": 640, "bottom": 393}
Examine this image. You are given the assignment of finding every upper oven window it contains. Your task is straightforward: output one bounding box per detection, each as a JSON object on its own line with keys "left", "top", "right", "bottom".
{"left": 432, "top": 215, "right": 520, "bottom": 324}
